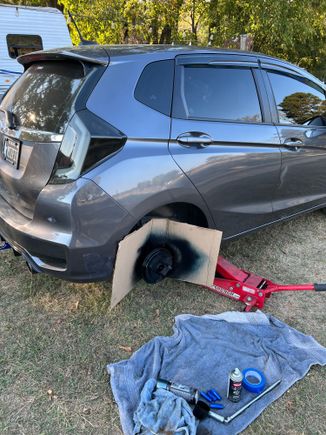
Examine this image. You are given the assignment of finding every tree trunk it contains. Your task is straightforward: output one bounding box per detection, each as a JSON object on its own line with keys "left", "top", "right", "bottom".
{"left": 47, "top": 0, "right": 63, "bottom": 10}
{"left": 151, "top": 19, "right": 159, "bottom": 44}
{"left": 159, "top": 25, "right": 172, "bottom": 44}
{"left": 190, "top": 0, "right": 197, "bottom": 42}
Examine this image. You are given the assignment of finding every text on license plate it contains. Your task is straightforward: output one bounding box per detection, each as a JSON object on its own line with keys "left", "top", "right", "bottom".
{"left": 3, "top": 136, "right": 21, "bottom": 168}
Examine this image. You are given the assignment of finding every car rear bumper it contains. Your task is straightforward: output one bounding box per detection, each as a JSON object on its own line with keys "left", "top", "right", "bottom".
{"left": 0, "top": 178, "right": 132, "bottom": 282}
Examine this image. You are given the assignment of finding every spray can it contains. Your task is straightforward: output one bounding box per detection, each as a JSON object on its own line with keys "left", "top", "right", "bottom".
{"left": 227, "top": 368, "right": 243, "bottom": 402}
{"left": 155, "top": 378, "right": 199, "bottom": 404}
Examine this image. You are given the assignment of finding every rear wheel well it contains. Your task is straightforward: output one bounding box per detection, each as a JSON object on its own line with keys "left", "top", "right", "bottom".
{"left": 135, "top": 202, "right": 209, "bottom": 229}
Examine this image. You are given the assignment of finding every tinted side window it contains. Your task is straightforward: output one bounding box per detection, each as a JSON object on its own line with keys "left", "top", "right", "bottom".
{"left": 176, "top": 66, "right": 262, "bottom": 122}
{"left": 7, "top": 34, "right": 43, "bottom": 59}
{"left": 268, "top": 71, "right": 326, "bottom": 125}
{"left": 135, "top": 60, "right": 174, "bottom": 116}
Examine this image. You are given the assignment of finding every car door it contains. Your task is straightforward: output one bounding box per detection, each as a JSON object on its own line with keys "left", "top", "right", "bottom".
{"left": 262, "top": 65, "right": 326, "bottom": 218}
{"left": 169, "top": 54, "right": 282, "bottom": 238}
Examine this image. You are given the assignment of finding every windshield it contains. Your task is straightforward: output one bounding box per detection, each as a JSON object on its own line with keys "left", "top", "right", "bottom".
{"left": 0, "top": 61, "right": 85, "bottom": 134}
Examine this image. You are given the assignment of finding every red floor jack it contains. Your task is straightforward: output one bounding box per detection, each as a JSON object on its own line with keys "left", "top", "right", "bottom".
{"left": 141, "top": 245, "right": 326, "bottom": 311}
{"left": 207, "top": 256, "right": 326, "bottom": 311}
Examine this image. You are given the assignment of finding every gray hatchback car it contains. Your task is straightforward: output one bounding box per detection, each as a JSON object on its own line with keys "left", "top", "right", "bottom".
{"left": 0, "top": 45, "right": 325, "bottom": 281}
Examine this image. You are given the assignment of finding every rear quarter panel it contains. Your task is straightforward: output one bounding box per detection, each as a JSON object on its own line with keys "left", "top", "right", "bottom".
{"left": 84, "top": 54, "right": 214, "bottom": 227}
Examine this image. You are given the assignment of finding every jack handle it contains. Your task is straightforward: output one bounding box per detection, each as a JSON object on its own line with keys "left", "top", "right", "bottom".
{"left": 314, "top": 283, "right": 326, "bottom": 291}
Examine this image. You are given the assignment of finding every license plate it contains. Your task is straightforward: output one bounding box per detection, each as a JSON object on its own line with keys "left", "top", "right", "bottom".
{"left": 2, "top": 136, "right": 21, "bottom": 169}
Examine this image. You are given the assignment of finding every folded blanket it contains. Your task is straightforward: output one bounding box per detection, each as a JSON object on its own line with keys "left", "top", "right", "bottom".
{"left": 108, "top": 311, "right": 326, "bottom": 434}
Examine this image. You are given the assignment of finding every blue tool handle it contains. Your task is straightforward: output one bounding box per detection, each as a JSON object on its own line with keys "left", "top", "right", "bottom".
{"left": 210, "top": 388, "right": 222, "bottom": 401}
{"left": 200, "top": 391, "right": 213, "bottom": 402}
{"left": 206, "top": 390, "right": 217, "bottom": 401}
{"left": 210, "top": 403, "right": 224, "bottom": 409}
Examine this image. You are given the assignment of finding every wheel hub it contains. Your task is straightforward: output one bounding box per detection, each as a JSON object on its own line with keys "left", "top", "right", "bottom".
{"left": 142, "top": 247, "right": 174, "bottom": 284}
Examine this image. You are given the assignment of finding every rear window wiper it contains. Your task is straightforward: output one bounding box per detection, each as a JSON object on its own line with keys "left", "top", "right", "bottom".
{"left": 0, "top": 108, "right": 17, "bottom": 130}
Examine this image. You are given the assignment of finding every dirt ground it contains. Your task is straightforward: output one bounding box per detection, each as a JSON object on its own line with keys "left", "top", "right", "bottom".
{"left": 0, "top": 211, "right": 325, "bottom": 434}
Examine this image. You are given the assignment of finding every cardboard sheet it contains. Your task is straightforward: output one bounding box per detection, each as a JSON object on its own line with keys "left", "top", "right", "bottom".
{"left": 111, "top": 219, "right": 222, "bottom": 308}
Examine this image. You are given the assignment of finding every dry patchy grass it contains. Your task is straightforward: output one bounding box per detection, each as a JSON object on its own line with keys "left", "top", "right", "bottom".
{"left": 0, "top": 212, "right": 325, "bottom": 434}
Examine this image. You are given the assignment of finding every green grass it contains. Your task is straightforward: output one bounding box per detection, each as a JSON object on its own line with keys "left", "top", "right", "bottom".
{"left": 0, "top": 212, "right": 326, "bottom": 434}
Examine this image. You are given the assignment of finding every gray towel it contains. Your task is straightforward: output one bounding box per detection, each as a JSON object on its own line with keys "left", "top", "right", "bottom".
{"left": 133, "top": 378, "right": 197, "bottom": 434}
{"left": 108, "top": 312, "right": 326, "bottom": 434}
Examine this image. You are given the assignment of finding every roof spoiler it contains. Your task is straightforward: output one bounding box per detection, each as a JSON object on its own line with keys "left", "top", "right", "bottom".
{"left": 17, "top": 50, "right": 108, "bottom": 68}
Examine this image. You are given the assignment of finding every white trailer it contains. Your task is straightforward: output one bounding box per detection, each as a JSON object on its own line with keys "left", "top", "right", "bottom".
{"left": 0, "top": 4, "right": 72, "bottom": 99}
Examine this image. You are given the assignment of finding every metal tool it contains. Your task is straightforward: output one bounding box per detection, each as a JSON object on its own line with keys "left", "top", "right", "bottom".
{"left": 155, "top": 378, "right": 199, "bottom": 404}
{"left": 194, "top": 379, "right": 281, "bottom": 424}
{"left": 224, "top": 379, "right": 281, "bottom": 423}
{"left": 206, "top": 256, "right": 326, "bottom": 311}
{"left": 193, "top": 401, "right": 225, "bottom": 423}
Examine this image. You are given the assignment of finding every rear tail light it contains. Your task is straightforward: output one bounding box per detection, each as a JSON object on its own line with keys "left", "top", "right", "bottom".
{"left": 49, "top": 110, "right": 126, "bottom": 184}
{"left": 50, "top": 116, "right": 90, "bottom": 184}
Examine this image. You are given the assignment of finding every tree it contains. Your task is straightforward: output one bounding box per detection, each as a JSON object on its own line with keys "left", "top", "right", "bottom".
{"left": 280, "top": 92, "right": 324, "bottom": 124}
{"left": 3, "top": 0, "right": 326, "bottom": 80}
{"left": 207, "top": 0, "right": 326, "bottom": 79}
{"left": 58, "top": 0, "right": 184, "bottom": 45}
{"left": 178, "top": 0, "right": 210, "bottom": 44}
{"left": 1, "top": 0, "right": 61, "bottom": 6}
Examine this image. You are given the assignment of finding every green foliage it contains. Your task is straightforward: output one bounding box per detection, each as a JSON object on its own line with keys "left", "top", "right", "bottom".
{"left": 57, "top": 0, "right": 185, "bottom": 45}
{"left": 208, "top": 0, "right": 326, "bottom": 79}
{"left": 4, "top": 0, "right": 326, "bottom": 79}
{"left": 1, "top": 0, "right": 61, "bottom": 6}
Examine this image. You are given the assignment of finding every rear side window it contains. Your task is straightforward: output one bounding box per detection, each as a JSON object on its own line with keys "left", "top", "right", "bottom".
{"left": 267, "top": 71, "right": 326, "bottom": 125}
{"left": 135, "top": 60, "right": 174, "bottom": 116}
{"left": 1, "top": 61, "right": 85, "bottom": 134}
{"left": 175, "top": 66, "right": 262, "bottom": 123}
{"left": 7, "top": 34, "right": 43, "bottom": 59}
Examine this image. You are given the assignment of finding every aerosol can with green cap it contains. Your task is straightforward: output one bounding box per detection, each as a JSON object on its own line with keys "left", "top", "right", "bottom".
{"left": 227, "top": 368, "right": 243, "bottom": 402}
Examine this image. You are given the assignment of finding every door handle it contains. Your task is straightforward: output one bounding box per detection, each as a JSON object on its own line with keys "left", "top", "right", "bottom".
{"left": 176, "top": 132, "right": 213, "bottom": 147}
{"left": 283, "top": 138, "right": 303, "bottom": 151}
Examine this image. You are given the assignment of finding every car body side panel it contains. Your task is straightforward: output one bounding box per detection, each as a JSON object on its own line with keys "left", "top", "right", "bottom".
{"left": 260, "top": 65, "right": 326, "bottom": 217}
{"left": 86, "top": 54, "right": 174, "bottom": 139}
{"left": 169, "top": 119, "right": 282, "bottom": 237}
{"left": 84, "top": 54, "right": 215, "bottom": 227}
{"left": 169, "top": 54, "right": 282, "bottom": 237}
{"left": 82, "top": 139, "right": 215, "bottom": 228}
{"left": 273, "top": 125, "right": 326, "bottom": 216}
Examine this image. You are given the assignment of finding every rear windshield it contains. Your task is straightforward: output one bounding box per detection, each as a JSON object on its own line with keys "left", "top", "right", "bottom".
{"left": 1, "top": 61, "right": 85, "bottom": 134}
